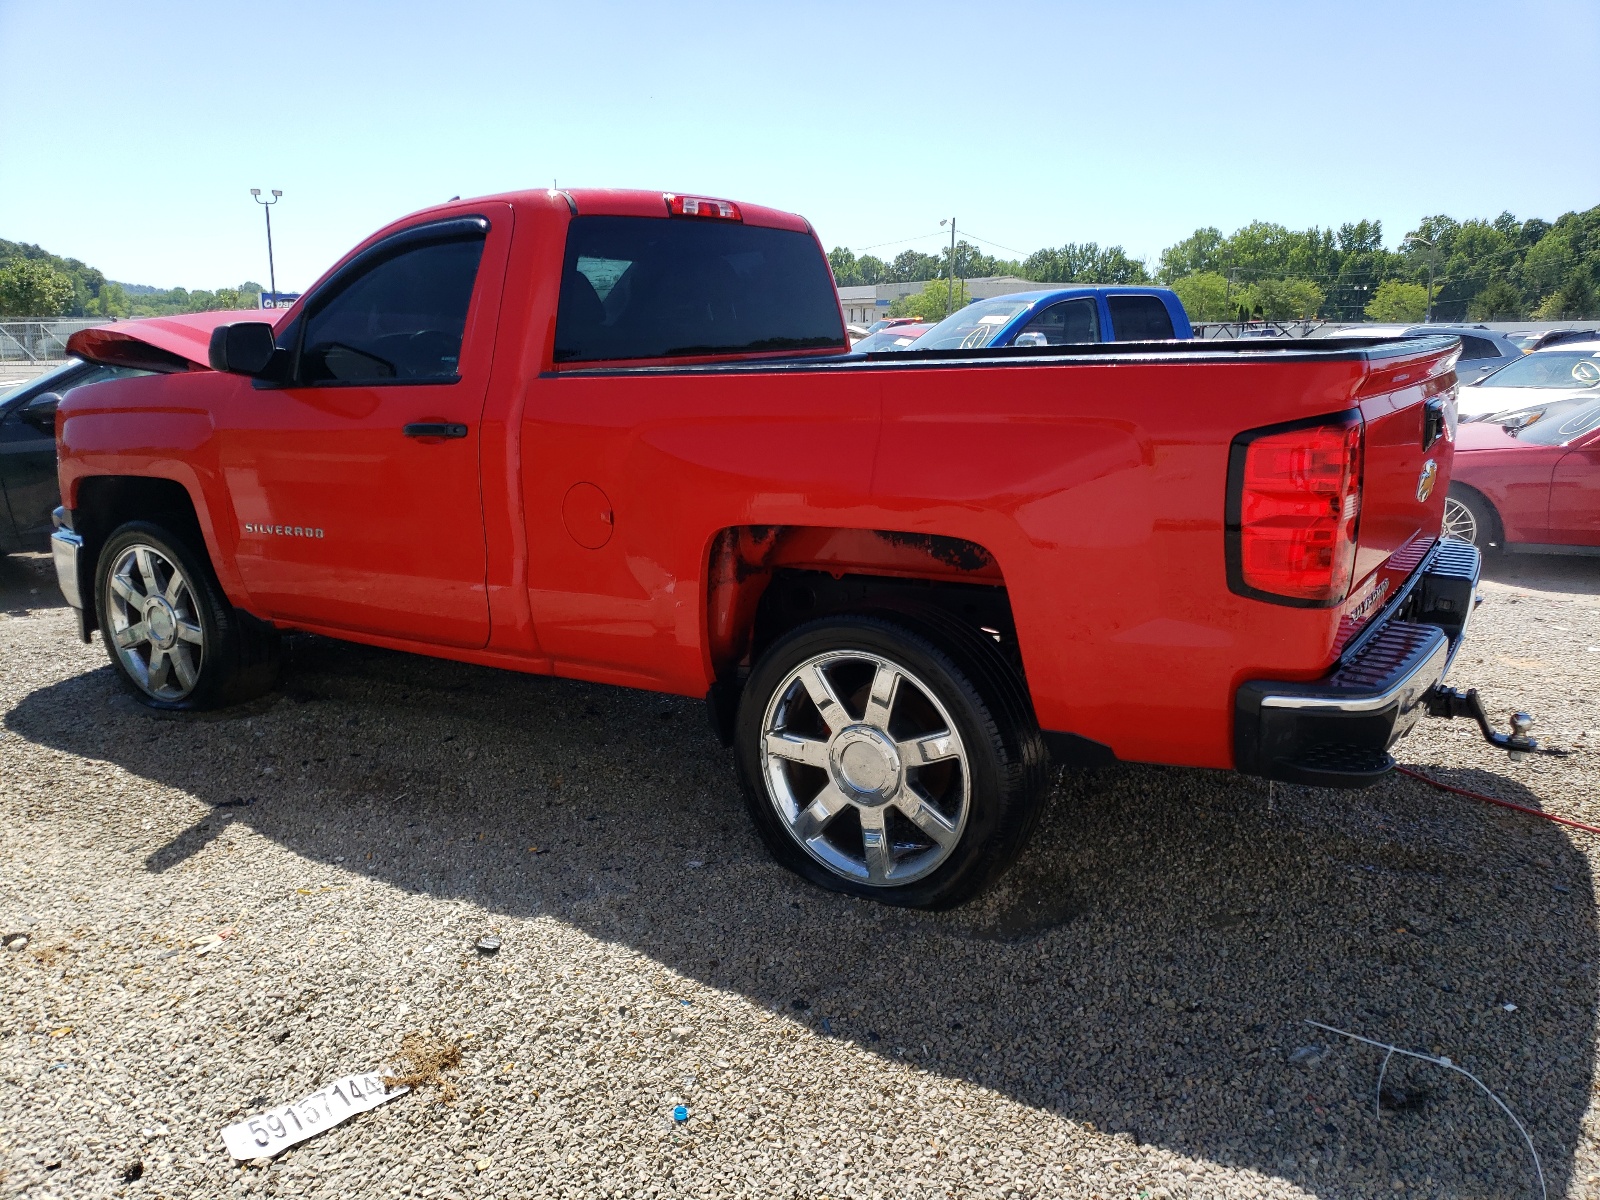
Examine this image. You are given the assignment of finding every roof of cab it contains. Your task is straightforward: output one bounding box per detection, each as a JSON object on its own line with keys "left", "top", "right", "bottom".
{"left": 531, "top": 188, "right": 812, "bottom": 233}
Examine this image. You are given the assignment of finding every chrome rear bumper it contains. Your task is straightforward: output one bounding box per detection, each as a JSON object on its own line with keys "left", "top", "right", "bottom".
{"left": 1233, "top": 539, "right": 1481, "bottom": 788}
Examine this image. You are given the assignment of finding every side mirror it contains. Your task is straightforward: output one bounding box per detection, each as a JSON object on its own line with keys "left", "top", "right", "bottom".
{"left": 208, "top": 322, "right": 279, "bottom": 377}
{"left": 19, "top": 391, "right": 63, "bottom": 433}
{"left": 1013, "top": 331, "right": 1049, "bottom": 348}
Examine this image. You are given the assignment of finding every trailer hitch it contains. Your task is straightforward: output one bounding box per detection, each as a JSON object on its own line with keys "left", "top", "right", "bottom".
{"left": 1424, "top": 685, "right": 1564, "bottom": 760}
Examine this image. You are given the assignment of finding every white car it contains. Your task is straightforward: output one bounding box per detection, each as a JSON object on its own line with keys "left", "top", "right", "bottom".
{"left": 1456, "top": 339, "right": 1600, "bottom": 421}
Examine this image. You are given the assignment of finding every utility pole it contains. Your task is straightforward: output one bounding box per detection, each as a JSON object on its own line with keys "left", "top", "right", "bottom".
{"left": 940, "top": 217, "right": 957, "bottom": 316}
{"left": 1405, "top": 232, "right": 1438, "bottom": 323}
{"left": 251, "top": 188, "right": 283, "bottom": 305}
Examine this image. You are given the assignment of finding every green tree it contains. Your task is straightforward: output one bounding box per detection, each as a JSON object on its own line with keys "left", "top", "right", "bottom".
{"left": 1251, "top": 278, "right": 1324, "bottom": 319}
{"left": 1533, "top": 270, "right": 1597, "bottom": 319}
{"left": 1522, "top": 230, "right": 1575, "bottom": 301}
{"left": 1466, "top": 279, "right": 1525, "bottom": 320}
{"left": 1024, "top": 242, "right": 1148, "bottom": 284}
{"left": 888, "top": 279, "right": 969, "bottom": 320}
{"left": 1364, "top": 280, "right": 1429, "bottom": 322}
{"left": 0, "top": 260, "right": 75, "bottom": 317}
{"left": 828, "top": 247, "right": 862, "bottom": 287}
{"left": 1157, "top": 227, "right": 1225, "bottom": 281}
{"left": 888, "top": 250, "right": 942, "bottom": 283}
{"left": 1169, "top": 272, "right": 1233, "bottom": 321}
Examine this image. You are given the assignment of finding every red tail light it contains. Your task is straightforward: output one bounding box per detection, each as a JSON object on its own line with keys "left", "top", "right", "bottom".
{"left": 1226, "top": 414, "right": 1364, "bottom": 606}
{"left": 664, "top": 193, "right": 742, "bottom": 221}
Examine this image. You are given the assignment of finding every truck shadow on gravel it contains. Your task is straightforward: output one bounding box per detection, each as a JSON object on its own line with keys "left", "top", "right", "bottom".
{"left": 8, "top": 632, "right": 1597, "bottom": 1199}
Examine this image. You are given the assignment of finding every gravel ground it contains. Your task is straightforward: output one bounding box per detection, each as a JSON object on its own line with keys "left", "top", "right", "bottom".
{"left": 2, "top": 548, "right": 1598, "bottom": 1200}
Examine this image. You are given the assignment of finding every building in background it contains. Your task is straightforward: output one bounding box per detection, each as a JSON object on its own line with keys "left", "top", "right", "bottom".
{"left": 838, "top": 277, "right": 1046, "bottom": 325}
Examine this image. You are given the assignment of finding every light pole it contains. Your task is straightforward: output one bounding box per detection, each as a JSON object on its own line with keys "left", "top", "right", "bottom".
{"left": 1405, "top": 232, "right": 1438, "bottom": 323}
{"left": 251, "top": 188, "right": 283, "bottom": 305}
{"left": 940, "top": 217, "right": 957, "bottom": 316}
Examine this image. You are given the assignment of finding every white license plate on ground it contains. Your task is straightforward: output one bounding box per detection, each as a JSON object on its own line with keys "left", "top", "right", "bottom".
{"left": 221, "top": 1071, "right": 408, "bottom": 1159}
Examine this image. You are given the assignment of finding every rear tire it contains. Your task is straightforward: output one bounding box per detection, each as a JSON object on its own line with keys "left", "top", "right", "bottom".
{"left": 94, "top": 521, "right": 280, "bottom": 711}
{"left": 1443, "top": 484, "right": 1501, "bottom": 553}
{"left": 734, "top": 613, "right": 1050, "bottom": 909}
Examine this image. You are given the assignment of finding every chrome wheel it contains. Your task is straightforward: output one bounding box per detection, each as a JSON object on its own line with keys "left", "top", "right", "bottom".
{"left": 104, "top": 543, "right": 205, "bottom": 701}
{"left": 760, "top": 650, "right": 970, "bottom": 887}
{"left": 1442, "top": 496, "right": 1478, "bottom": 545}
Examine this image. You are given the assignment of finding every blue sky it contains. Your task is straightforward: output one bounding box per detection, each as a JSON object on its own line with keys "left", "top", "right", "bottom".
{"left": 1, "top": 0, "right": 1596, "bottom": 292}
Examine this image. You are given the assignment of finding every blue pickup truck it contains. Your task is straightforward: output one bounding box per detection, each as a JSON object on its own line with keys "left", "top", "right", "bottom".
{"left": 889, "top": 285, "right": 1192, "bottom": 352}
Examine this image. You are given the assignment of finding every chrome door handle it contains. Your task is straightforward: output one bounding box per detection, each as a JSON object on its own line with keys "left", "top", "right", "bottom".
{"left": 403, "top": 423, "right": 468, "bottom": 439}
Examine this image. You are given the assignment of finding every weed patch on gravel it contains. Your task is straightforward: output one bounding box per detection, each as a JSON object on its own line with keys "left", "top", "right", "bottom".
{"left": 382, "top": 1031, "right": 463, "bottom": 1102}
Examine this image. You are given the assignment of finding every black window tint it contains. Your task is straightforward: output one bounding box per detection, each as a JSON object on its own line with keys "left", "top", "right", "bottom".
{"left": 1458, "top": 335, "right": 1499, "bottom": 360}
{"left": 554, "top": 216, "right": 845, "bottom": 363}
{"left": 1016, "top": 298, "right": 1099, "bottom": 345}
{"left": 299, "top": 236, "right": 485, "bottom": 385}
{"left": 1107, "top": 295, "right": 1175, "bottom": 341}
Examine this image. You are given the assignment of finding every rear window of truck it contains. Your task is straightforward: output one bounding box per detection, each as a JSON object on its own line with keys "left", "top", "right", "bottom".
{"left": 553, "top": 216, "right": 846, "bottom": 363}
{"left": 1107, "top": 294, "right": 1175, "bottom": 340}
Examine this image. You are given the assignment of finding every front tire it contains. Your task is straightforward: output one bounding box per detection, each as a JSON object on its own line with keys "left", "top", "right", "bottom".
{"left": 734, "top": 614, "right": 1050, "bottom": 909}
{"left": 94, "top": 521, "right": 280, "bottom": 711}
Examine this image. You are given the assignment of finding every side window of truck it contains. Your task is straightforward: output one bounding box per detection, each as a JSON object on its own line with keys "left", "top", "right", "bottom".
{"left": 553, "top": 215, "right": 845, "bottom": 363}
{"left": 1106, "top": 295, "right": 1175, "bottom": 341}
{"left": 296, "top": 233, "right": 487, "bottom": 386}
{"left": 1457, "top": 336, "right": 1500, "bottom": 360}
{"left": 1015, "top": 298, "right": 1099, "bottom": 346}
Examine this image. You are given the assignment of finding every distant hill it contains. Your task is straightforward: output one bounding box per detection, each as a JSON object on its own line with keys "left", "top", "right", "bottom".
{"left": 0, "top": 237, "right": 261, "bottom": 318}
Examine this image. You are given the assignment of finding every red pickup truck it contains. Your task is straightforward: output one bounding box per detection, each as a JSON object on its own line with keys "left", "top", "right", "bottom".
{"left": 51, "top": 188, "right": 1512, "bottom": 908}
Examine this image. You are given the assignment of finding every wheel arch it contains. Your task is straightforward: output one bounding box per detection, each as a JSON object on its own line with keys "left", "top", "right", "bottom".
{"left": 69, "top": 474, "right": 241, "bottom": 635}
{"left": 1446, "top": 479, "right": 1504, "bottom": 547}
{"left": 702, "top": 524, "right": 1021, "bottom": 705}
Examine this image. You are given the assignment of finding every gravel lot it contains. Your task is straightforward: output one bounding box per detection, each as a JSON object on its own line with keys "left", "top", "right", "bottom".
{"left": 3, "top": 548, "right": 1599, "bottom": 1199}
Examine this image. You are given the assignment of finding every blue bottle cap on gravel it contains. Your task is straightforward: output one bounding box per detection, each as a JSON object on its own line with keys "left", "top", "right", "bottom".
{"left": 672, "top": 1105, "right": 688, "bottom": 1123}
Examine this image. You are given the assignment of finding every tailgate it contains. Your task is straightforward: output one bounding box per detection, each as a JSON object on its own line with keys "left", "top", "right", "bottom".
{"left": 1340, "top": 337, "right": 1461, "bottom": 640}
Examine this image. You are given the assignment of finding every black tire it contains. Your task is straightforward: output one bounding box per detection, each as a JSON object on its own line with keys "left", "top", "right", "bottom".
{"left": 1443, "top": 483, "right": 1502, "bottom": 553}
{"left": 94, "top": 520, "right": 280, "bottom": 711}
{"left": 734, "top": 613, "right": 1051, "bottom": 909}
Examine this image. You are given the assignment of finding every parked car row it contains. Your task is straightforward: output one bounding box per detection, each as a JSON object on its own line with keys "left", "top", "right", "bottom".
{"left": 7, "top": 288, "right": 1596, "bottom": 573}
{"left": 1444, "top": 338, "right": 1600, "bottom": 557}
{"left": 847, "top": 286, "right": 1193, "bottom": 354}
{"left": 0, "top": 361, "right": 150, "bottom": 555}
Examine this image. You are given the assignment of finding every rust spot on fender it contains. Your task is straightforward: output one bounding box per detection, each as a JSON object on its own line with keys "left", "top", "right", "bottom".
{"left": 871, "top": 530, "right": 994, "bottom": 573}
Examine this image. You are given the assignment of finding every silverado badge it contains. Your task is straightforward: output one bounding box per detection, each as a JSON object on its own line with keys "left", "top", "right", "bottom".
{"left": 1416, "top": 458, "right": 1438, "bottom": 503}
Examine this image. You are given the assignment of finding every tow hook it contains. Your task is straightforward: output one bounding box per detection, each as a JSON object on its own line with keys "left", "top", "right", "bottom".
{"left": 1424, "top": 686, "right": 1559, "bottom": 760}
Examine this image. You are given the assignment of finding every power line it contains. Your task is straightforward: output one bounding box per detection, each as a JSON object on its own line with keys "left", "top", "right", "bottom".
{"left": 959, "top": 229, "right": 1032, "bottom": 257}
{"left": 852, "top": 230, "right": 945, "bottom": 253}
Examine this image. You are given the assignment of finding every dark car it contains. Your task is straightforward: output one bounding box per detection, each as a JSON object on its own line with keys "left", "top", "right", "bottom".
{"left": 1314, "top": 323, "right": 1523, "bottom": 384}
{"left": 0, "top": 360, "right": 149, "bottom": 554}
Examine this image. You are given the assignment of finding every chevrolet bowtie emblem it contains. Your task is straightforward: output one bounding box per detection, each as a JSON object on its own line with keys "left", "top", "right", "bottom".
{"left": 1416, "top": 458, "right": 1439, "bottom": 503}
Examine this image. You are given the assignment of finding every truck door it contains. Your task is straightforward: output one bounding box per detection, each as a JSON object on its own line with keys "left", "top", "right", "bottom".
{"left": 218, "top": 208, "right": 512, "bottom": 648}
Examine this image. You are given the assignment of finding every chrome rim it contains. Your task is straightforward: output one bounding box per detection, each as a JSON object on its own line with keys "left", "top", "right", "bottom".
{"left": 104, "top": 544, "right": 204, "bottom": 701}
{"left": 1441, "top": 497, "right": 1478, "bottom": 545}
{"left": 760, "top": 650, "right": 970, "bottom": 887}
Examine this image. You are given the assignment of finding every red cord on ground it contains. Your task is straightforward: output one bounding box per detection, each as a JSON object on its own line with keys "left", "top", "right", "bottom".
{"left": 1397, "top": 765, "right": 1600, "bottom": 836}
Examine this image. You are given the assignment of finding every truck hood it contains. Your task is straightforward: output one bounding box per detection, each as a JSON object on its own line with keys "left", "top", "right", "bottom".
{"left": 65, "top": 310, "right": 283, "bottom": 373}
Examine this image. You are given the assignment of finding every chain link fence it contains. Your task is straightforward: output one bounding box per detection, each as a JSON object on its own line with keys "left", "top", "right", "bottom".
{"left": 0, "top": 319, "right": 103, "bottom": 362}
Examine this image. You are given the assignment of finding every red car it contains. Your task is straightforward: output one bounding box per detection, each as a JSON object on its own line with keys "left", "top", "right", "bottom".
{"left": 1446, "top": 393, "right": 1600, "bottom": 554}
{"left": 50, "top": 187, "right": 1510, "bottom": 907}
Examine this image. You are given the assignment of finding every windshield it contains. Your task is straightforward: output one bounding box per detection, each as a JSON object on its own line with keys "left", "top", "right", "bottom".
{"left": 910, "top": 297, "right": 1038, "bottom": 350}
{"left": 1498, "top": 395, "right": 1600, "bottom": 446}
{"left": 0, "top": 359, "right": 83, "bottom": 409}
{"left": 1477, "top": 348, "right": 1600, "bottom": 389}
{"left": 850, "top": 327, "right": 928, "bottom": 354}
